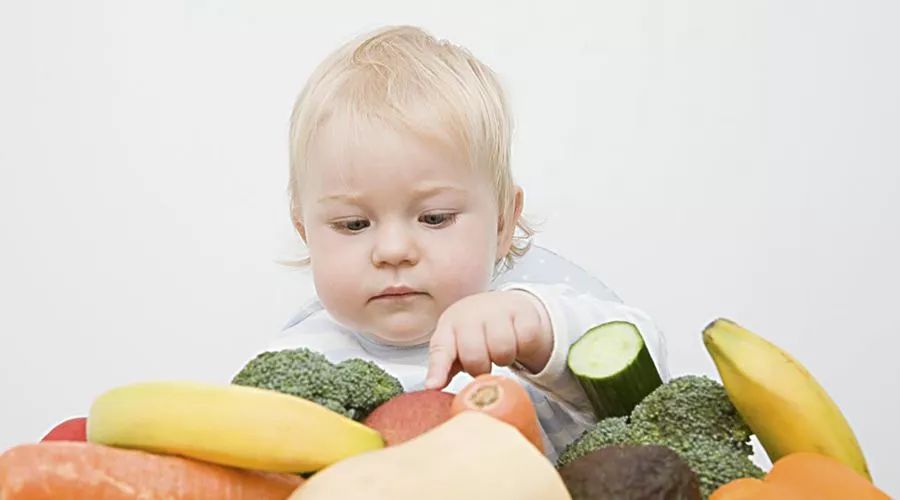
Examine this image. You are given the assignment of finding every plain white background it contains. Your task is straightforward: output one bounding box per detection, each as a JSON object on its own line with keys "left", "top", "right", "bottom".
{"left": 2, "top": 0, "right": 898, "bottom": 494}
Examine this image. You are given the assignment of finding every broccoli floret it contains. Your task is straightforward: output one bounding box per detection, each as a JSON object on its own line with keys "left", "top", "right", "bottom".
{"left": 675, "top": 435, "right": 765, "bottom": 498}
{"left": 557, "top": 375, "right": 764, "bottom": 498}
{"left": 231, "top": 348, "right": 403, "bottom": 421}
{"left": 557, "top": 417, "right": 630, "bottom": 467}
{"left": 335, "top": 358, "right": 405, "bottom": 420}
{"left": 630, "top": 375, "right": 753, "bottom": 455}
{"left": 231, "top": 348, "right": 339, "bottom": 401}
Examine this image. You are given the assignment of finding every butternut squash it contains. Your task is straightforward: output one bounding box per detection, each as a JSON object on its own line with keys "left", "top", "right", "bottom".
{"left": 290, "top": 411, "right": 570, "bottom": 500}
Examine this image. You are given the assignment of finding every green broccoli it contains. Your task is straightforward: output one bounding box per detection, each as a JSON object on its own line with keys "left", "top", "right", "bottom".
{"left": 674, "top": 435, "right": 766, "bottom": 497}
{"left": 629, "top": 375, "right": 753, "bottom": 455}
{"left": 231, "top": 348, "right": 404, "bottom": 421}
{"left": 557, "top": 375, "right": 764, "bottom": 498}
{"left": 557, "top": 417, "right": 631, "bottom": 466}
{"left": 334, "top": 358, "right": 407, "bottom": 419}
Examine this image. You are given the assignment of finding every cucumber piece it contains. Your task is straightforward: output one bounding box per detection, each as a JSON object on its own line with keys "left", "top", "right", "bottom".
{"left": 567, "top": 321, "right": 663, "bottom": 419}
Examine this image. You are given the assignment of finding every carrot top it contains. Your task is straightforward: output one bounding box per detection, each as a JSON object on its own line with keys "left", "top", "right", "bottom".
{"left": 451, "top": 374, "right": 544, "bottom": 453}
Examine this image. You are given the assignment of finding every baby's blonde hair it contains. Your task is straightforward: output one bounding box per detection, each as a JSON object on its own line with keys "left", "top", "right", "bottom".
{"left": 288, "top": 25, "right": 534, "bottom": 270}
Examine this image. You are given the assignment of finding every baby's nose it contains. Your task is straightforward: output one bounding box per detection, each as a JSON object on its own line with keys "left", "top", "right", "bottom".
{"left": 371, "top": 224, "right": 420, "bottom": 267}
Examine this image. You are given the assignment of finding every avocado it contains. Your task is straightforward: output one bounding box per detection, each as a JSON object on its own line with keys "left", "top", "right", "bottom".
{"left": 558, "top": 444, "right": 701, "bottom": 500}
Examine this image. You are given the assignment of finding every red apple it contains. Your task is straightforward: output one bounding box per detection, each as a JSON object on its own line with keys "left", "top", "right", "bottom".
{"left": 41, "top": 417, "right": 87, "bottom": 442}
{"left": 363, "top": 390, "right": 455, "bottom": 445}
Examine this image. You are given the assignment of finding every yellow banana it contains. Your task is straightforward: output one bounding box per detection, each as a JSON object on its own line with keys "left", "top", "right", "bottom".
{"left": 87, "top": 381, "right": 384, "bottom": 473}
{"left": 703, "top": 318, "right": 871, "bottom": 480}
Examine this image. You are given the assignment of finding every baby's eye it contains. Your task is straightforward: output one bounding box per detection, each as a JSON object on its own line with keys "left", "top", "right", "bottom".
{"left": 419, "top": 213, "right": 457, "bottom": 227}
{"left": 332, "top": 218, "right": 370, "bottom": 233}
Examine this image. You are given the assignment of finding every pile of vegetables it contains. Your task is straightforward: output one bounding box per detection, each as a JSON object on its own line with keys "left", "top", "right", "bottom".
{"left": 0, "top": 318, "right": 891, "bottom": 499}
{"left": 557, "top": 375, "right": 764, "bottom": 497}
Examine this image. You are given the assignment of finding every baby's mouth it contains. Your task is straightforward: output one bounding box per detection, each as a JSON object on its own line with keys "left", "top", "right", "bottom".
{"left": 370, "top": 291, "right": 428, "bottom": 301}
{"left": 369, "top": 286, "right": 429, "bottom": 302}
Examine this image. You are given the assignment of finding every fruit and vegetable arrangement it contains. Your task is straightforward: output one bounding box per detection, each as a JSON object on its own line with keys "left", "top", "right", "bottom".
{"left": 0, "top": 318, "right": 890, "bottom": 499}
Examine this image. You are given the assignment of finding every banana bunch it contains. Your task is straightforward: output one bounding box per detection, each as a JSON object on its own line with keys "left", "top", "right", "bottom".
{"left": 87, "top": 381, "right": 384, "bottom": 473}
{"left": 703, "top": 319, "right": 871, "bottom": 480}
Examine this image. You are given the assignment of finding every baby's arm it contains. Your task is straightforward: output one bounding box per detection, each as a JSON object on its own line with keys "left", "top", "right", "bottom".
{"left": 497, "top": 281, "right": 670, "bottom": 417}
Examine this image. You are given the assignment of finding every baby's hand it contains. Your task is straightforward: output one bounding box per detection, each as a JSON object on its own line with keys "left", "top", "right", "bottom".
{"left": 424, "top": 290, "right": 553, "bottom": 390}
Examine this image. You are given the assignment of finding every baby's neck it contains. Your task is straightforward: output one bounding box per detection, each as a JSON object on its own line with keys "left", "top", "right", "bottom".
{"left": 356, "top": 329, "right": 432, "bottom": 348}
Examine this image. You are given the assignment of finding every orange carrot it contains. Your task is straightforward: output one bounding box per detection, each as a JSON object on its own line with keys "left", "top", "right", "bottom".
{"left": 0, "top": 441, "right": 303, "bottom": 500}
{"left": 451, "top": 374, "right": 544, "bottom": 453}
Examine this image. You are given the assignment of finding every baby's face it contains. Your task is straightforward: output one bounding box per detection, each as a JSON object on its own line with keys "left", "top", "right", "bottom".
{"left": 298, "top": 121, "right": 504, "bottom": 345}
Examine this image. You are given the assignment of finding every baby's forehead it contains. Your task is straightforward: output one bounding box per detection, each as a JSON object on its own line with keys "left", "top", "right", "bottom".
{"left": 307, "top": 118, "right": 479, "bottom": 180}
{"left": 309, "top": 161, "right": 487, "bottom": 199}
{"left": 302, "top": 143, "right": 495, "bottom": 211}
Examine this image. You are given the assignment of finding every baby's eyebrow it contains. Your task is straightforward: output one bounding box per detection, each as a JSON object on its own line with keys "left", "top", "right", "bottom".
{"left": 317, "top": 192, "right": 363, "bottom": 204}
{"left": 410, "top": 185, "right": 468, "bottom": 200}
{"left": 317, "top": 185, "right": 466, "bottom": 204}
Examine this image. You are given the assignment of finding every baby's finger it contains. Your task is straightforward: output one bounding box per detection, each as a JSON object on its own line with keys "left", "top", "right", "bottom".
{"left": 445, "top": 359, "right": 463, "bottom": 386}
{"left": 456, "top": 323, "right": 492, "bottom": 377}
{"left": 512, "top": 308, "right": 544, "bottom": 358}
{"left": 425, "top": 324, "right": 457, "bottom": 389}
{"left": 485, "top": 315, "right": 518, "bottom": 366}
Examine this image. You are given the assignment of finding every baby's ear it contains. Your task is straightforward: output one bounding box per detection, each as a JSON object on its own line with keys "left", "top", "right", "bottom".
{"left": 497, "top": 186, "right": 524, "bottom": 256}
{"left": 290, "top": 205, "right": 307, "bottom": 242}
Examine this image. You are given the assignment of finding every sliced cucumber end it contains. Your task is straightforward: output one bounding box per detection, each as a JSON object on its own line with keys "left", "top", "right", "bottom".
{"left": 568, "top": 321, "right": 645, "bottom": 379}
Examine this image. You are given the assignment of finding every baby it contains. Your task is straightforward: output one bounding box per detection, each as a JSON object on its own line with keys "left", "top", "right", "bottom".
{"left": 265, "top": 25, "right": 668, "bottom": 459}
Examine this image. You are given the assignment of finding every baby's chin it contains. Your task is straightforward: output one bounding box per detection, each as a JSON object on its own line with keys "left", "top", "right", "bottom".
{"left": 365, "top": 316, "right": 435, "bottom": 346}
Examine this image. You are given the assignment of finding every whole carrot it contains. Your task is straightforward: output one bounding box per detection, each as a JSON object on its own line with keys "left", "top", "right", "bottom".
{"left": 451, "top": 374, "right": 544, "bottom": 453}
{"left": 0, "top": 441, "right": 303, "bottom": 500}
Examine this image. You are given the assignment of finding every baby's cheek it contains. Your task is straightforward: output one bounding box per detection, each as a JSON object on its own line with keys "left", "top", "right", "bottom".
{"left": 433, "top": 254, "right": 493, "bottom": 306}
{"left": 312, "top": 260, "right": 362, "bottom": 317}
